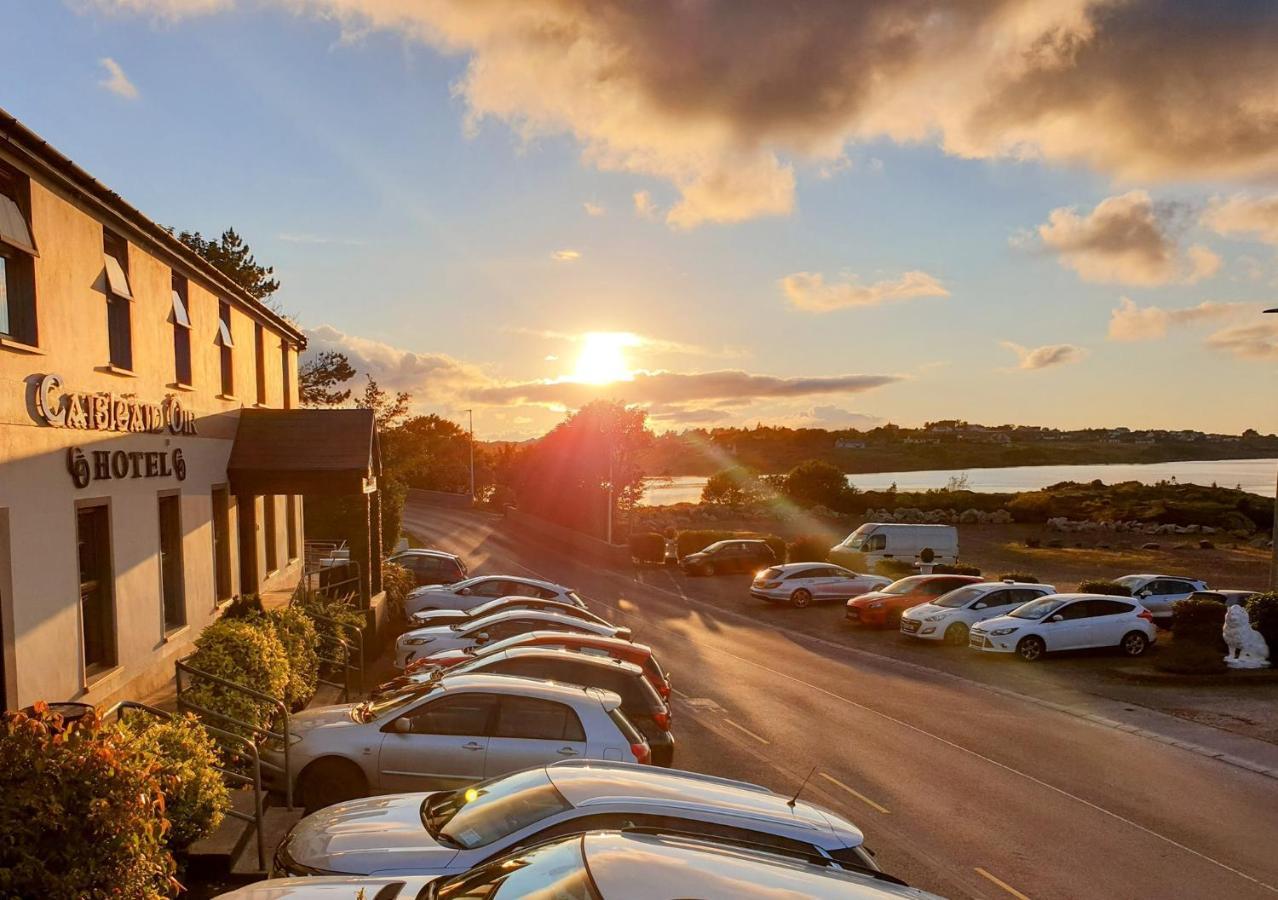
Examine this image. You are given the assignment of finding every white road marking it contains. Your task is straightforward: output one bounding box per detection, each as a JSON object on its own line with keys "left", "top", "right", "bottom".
{"left": 818, "top": 772, "right": 891, "bottom": 815}
{"left": 722, "top": 718, "right": 770, "bottom": 745}
{"left": 975, "top": 867, "right": 1032, "bottom": 900}
{"left": 681, "top": 696, "right": 725, "bottom": 712}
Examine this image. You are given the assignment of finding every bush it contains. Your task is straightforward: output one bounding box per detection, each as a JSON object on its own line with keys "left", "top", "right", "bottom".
{"left": 267, "top": 606, "right": 320, "bottom": 710}
{"left": 0, "top": 704, "right": 177, "bottom": 898}
{"left": 787, "top": 535, "right": 831, "bottom": 563}
{"left": 999, "top": 572, "right": 1039, "bottom": 583}
{"left": 117, "top": 713, "right": 230, "bottom": 850}
{"left": 701, "top": 467, "right": 764, "bottom": 506}
{"left": 297, "top": 591, "right": 366, "bottom": 672}
{"left": 782, "top": 460, "right": 852, "bottom": 509}
{"left": 757, "top": 534, "right": 787, "bottom": 563}
{"left": 933, "top": 563, "right": 982, "bottom": 576}
{"left": 875, "top": 559, "right": 915, "bottom": 579}
{"left": 1246, "top": 592, "right": 1278, "bottom": 651}
{"left": 1155, "top": 640, "right": 1227, "bottom": 675}
{"left": 1078, "top": 580, "right": 1132, "bottom": 597}
{"left": 629, "top": 532, "right": 666, "bottom": 563}
{"left": 220, "top": 593, "right": 265, "bottom": 620}
{"left": 382, "top": 560, "right": 415, "bottom": 623}
{"left": 185, "top": 618, "right": 290, "bottom": 738}
{"left": 1171, "top": 596, "right": 1227, "bottom": 643}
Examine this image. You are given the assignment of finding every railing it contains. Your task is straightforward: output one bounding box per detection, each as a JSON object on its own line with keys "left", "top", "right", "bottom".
{"left": 306, "top": 610, "right": 364, "bottom": 701}
{"left": 102, "top": 699, "right": 271, "bottom": 873}
{"left": 175, "top": 658, "right": 293, "bottom": 811}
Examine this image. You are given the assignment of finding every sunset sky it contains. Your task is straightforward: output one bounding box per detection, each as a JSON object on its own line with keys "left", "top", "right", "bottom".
{"left": 6, "top": 1, "right": 1278, "bottom": 438}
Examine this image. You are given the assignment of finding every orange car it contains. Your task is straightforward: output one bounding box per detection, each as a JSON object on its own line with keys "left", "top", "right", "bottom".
{"left": 845, "top": 574, "right": 983, "bottom": 627}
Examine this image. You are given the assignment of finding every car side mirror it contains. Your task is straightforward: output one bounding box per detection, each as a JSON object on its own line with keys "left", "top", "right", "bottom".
{"left": 973, "top": 603, "right": 987, "bottom": 610}
{"left": 1135, "top": 590, "right": 1150, "bottom": 598}
{"left": 393, "top": 718, "right": 411, "bottom": 734}
{"left": 1048, "top": 614, "right": 1063, "bottom": 623}
{"left": 475, "top": 632, "right": 490, "bottom": 644}
{"left": 459, "top": 587, "right": 472, "bottom": 596}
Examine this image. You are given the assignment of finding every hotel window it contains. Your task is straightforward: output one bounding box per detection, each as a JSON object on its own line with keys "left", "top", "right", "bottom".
{"left": 211, "top": 487, "right": 232, "bottom": 604}
{"left": 286, "top": 495, "right": 298, "bottom": 560}
{"left": 76, "top": 504, "right": 116, "bottom": 676}
{"left": 103, "top": 230, "right": 133, "bottom": 371}
{"left": 0, "top": 162, "right": 37, "bottom": 346}
{"left": 280, "top": 339, "right": 292, "bottom": 409}
{"left": 158, "top": 493, "right": 186, "bottom": 633}
{"left": 263, "top": 494, "right": 278, "bottom": 573}
{"left": 216, "top": 301, "right": 234, "bottom": 396}
{"left": 171, "top": 273, "right": 193, "bottom": 387}
{"left": 254, "top": 322, "right": 267, "bottom": 405}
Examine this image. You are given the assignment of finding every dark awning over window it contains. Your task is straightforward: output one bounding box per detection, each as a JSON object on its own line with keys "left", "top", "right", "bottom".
{"left": 228, "top": 408, "right": 379, "bottom": 496}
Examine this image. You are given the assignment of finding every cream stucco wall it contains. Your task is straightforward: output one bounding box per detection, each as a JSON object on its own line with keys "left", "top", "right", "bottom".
{"left": 0, "top": 147, "right": 303, "bottom": 709}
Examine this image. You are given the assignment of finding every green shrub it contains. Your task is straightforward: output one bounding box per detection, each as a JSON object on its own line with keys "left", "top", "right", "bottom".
{"left": 786, "top": 535, "right": 830, "bottom": 563}
{"left": 757, "top": 534, "right": 787, "bottom": 563}
{"left": 117, "top": 713, "right": 230, "bottom": 850}
{"left": 1171, "top": 596, "right": 1227, "bottom": 644}
{"left": 629, "top": 532, "right": 666, "bottom": 563}
{"left": 0, "top": 704, "right": 177, "bottom": 898}
{"left": 701, "top": 467, "right": 764, "bottom": 506}
{"left": 933, "top": 563, "right": 982, "bottom": 576}
{"left": 1246, "top": 592, "right": 1278, "bottom": 651}
{"left": 1155, "top": 640, "right": 1227, "bottom": 675}
{"left": 267, "top": 606, "right": 320, "bottom": 711}
{"left": 875, "top": 559, "right": 915, "bottom": 579}
{"left": 999, "top": 572, "right": 1038, "bottom": 583}
{"left": 185, "top": 618, "right": 290, "bottom": 738}
{"left": 1078, "top": 580, "right": 1132, "bottom": 597}
{"left": 221, "top": 593, "right": 265, "bottom": 620}
{"left": 382, "top": 560, "right": 415, "bottom": 623}
{"left": 297, "top": 591, "right": 366, "bottom": 671}
{"left": 676, "top": 530, "right": 736, "bottom": 558}
{"left": 782, "top": 460, "right": 852, "bottom": 509}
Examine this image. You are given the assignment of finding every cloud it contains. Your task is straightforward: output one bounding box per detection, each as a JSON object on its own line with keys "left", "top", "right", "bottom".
{"left": 85, "top": 1, "right": 1278, "bottom": 227}
{"left": 582, "top": 201, "right": 605, "bottom": 217}
{"left": 551, "top": 249, "right": 581, "bottom": 262}
{"left": 780, "top": 270, "right": 948, "bottom": 313}
{"left": 1000, "top": 341, "right": 1086, "bottom": 371}
{"left": 780, "top": 405, "right": 883, "bottom": 429}
{"left": 1108, "top": 297, "right": 1251, "bottom": 342}
{"left": 1033, "top": 191, "right": 1217, "bottom": 286}
{"left": 1205, "top": 322, "right": 1278, "bottom": 361}
{"left": 817, "top": 155, "right": 852, "bottom": 180}
{"left": 632, "top": 190, "right": 658, "bottom": 221}
{"left": 509, "top": 326, "right": 746, "bottom": 360}
{"left": 98, "top": 58, "right": 138, "bottom": 100}
{"left": 1203, "top": 195, "right": 1278, "bottom": 247}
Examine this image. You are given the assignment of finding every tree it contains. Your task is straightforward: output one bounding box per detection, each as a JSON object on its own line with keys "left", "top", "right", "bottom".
{"left": 782, "top": 459, "right": 851, "bottom": 509}
{"left": 701, "top": 466, "right": 764, "bottom": 506}
{"left": 299, "top": 350, "right": 357, "bottom": 407}
{"left": 355, "top": 376, "right": 411, "bottom": 430}
{"left": 381, "top": 414, "right": 476, "bottom": 494}
{"left": 174, "top": 227, "right": 281, "bottom": 308}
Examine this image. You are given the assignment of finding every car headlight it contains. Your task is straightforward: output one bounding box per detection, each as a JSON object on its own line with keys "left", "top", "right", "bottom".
{"left": 924, "top": 613, "right": 948, "bottom": 622}
{"left": 991, "top": 626, "right": 1019, "bottom": 636}
{"left": 868, "top": 601, "right": 883, "bottom": 609}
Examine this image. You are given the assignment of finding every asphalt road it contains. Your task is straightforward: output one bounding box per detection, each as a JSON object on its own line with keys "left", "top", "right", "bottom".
{"left": 402, "top": 499, "right": 1278, "bottom": 900}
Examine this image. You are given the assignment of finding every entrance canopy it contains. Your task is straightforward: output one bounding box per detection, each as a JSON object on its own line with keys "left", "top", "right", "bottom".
{"left": 228, "top": 408, "right": 379, "bottom": 496}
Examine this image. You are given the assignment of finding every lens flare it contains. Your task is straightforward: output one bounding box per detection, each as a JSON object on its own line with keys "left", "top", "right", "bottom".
{"left": 572, "top": 332, "right": 639, "bottom": 384}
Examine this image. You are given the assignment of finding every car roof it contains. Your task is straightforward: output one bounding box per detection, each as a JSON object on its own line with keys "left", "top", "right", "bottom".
{"left": 775, "top": 562, "right": 845, "bottom": 572}
{"left": 391, "top": 548, "right": 459, "bottom": 560}
{"left": 1122, "top": 573, "right": 1198, "bottom": 581}
{"left": 472, "top": 574, "right": 565, "bottom": 590}
{"left": 468, "top": 609, "right": 603, "bottom": 628}
{"left": 582, "top": 831, "right": 935, "bottom": 900}
{"left": 490, "top": 647, "right": 644, "bottom": 676}
{"left": 435, "top": 672, "right": 619, "bottom": 706}
{"left": 1039, "top": 592, "right": 1136, "bottom": 602}
{"left": 966, "top": 581, "right": 1054, "bottom": 591}
{"left": 500, "top": 630, "right": 652, "bottom": 654}
{"left": 545, "top": 761, "right": 861, "bottom": 849}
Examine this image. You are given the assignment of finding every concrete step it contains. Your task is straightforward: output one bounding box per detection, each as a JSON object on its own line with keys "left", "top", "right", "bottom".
{"left": 230, "top": 805, "right": 304, "bottom": 877}
{"left": 185, "top": 791, "right": 258, "bottom": 881}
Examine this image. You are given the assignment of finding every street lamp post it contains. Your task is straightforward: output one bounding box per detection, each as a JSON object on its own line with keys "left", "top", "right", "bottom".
{"left": 1263, "top": 309, "right": 1278, "bottom": 589}
{"left": 463, "top": 409, "right": 475, "bottom": 502}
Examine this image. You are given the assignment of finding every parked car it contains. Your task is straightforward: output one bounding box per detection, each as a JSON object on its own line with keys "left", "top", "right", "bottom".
{"left": 273, "top": 760, "right": 878, "bottom": 879}
{"left": 409, "top": 595, "right": 607, "bottom": 630}
{"left": 405, "top": 575, "right": 583, "bottom": 617}
{"left": 829, "top": 524, "right": 958, "bottom": 570}
{"left": 969, "top": 593, "right": 1157, "bottom": 661}
{"left": 845, "top": 574, "right": 984, "bottom": 627}
{"left": 438, "top": 648, "right": 675, "bottom": 766}
{"left": 900, "top": 581, "right": 1056, "bottom": 645}
{"left": 679, "top": 539, "right": 777, "bottom": 576}
{"left": 387, "top": 549, "right": 468, "bottom": 587}
{"left": 396, "top": 610, "right": 631, "bottom": 668}
{"left": 236, "top": 830, "right": 937, "bottom": 899}
{"left": 750, "top": 563, "right": 891, "bottom": 608}
{"left": 1188, "top": 589, "right": 1257, "bottom": 608}
{"left": 1112, "top": 574, "right": 1209, "bottom": 626}
{"left": 402, "top": 631, "right": 671, "bottom": 700}
{"left": 262, "top": 673, "right": 650, "bottom": 811}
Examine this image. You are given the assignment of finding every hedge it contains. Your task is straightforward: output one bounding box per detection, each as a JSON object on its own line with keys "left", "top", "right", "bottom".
{"left": 629, "top": 532, "right": 666, "bottom": 564}
{"left": 1171, "top": 596, "right": 1227, "bottom": 643}
{"left": 117, "top": 713, "right": 230, "bottom": 850}
{"left": 185, "top": 618, "right": 290, "bottom": 738}
{"left": 932, "top": 563, "right": 981, "bottom": 576}
{"left": 1077, "top": 580, "right": 1132, "bottom": 597}
{"left": 267, "top": 606, "right": 320, "bottom": 711}
{"left": 297, "top": 591, "right": 366, "bottom": 675}
{"left": 786, "top": 535, "right": 830, "bottom": 564}
{"left": 874, "top": 559, "right": 915, "bottom": 579}
{"left": 0, "top": 704, "right": 177, "bottom": 898}
{"left": 1245, "top": 592, "right": 1278, "bottom": 651}
{"left": 998, "top": 572, "right": 1039, "bottom": 583}
{"left": 382, "top": 560, "right": 415, "bottom": 623}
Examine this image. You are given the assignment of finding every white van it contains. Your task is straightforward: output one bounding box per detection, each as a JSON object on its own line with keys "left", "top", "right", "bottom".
{"left": 828, "top": 523, "right": 959, "bottom": 569}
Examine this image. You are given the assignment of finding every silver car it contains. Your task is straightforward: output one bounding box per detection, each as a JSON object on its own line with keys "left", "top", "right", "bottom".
{"left": 396, "top": 609, "right": 631, "bottom": 668}
{"left": 274, "top": 760, "right": 877, "bottom": 879}
{"left": 245, "top": 830, "right": 939, "bottom": 899}
{"left": 405, "top": 575, "right": 583, "bottom": 617}
{"left": 751, "top": 563, "right": 892, "bottom": 608}
{"left": 1112, "top": 574, "right": 1208, "bottom": 626}
{"left": 262, "top": 673, "right": 647, "bottom": 811}
{"left": 408, "top": 595, "right": 608, "bottom": 630}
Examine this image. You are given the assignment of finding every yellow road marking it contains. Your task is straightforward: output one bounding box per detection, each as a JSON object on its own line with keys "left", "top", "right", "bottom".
{"left": 722, "top": 718, "right": 770, "bottom": 745}
{"left": 975, "top": 867, "right": 1031, "bottom": 900}
{"left": 817, "top": 772, "right": 890, "bottom": 814}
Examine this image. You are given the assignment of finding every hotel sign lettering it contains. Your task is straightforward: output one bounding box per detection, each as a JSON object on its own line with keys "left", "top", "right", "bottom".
{"left": 35, "top": 373, "right": 198, "bottom": 435}
{"left": 67, "top": 447, "right": 187, "bottom": 489}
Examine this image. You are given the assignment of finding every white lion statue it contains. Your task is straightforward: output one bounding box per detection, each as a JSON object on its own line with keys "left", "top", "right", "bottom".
{"left": 1223, "top": 605, "right": 1270, "bottom": 669}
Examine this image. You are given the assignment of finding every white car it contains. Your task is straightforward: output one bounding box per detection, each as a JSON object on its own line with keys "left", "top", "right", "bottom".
{"left": 750, "top": 563, "right": 891, "bottom": 608}
{"left": 405, "top": 575, "right": 583, "bottom": 618}
{"left": 408, "top": 595, "right": 608, "bottom": 630}
{"left": 396, "top": 609, "right": 631, "bottom": 668}
{"left": 242, "top": 831, "right": 940, "bottom": 899}
{"left": 1112, "top": 574, "right": 1208, "bottom": 626}
{"left": 261, "top": 673, "right": 649, "bottom": 811}
{"left": 900, "top": 581, "right": 1056, "bottom": 645}
{"left": 273, "top": 760, "right": 877, "bottom": 879}
{"left": 969, "top": 593, "right": 1158, "bottom": 662}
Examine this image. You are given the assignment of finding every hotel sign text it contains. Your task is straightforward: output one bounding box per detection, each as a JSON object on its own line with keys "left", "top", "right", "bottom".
{"left": 34, "top": 373, "right": 198, "bottom": 435}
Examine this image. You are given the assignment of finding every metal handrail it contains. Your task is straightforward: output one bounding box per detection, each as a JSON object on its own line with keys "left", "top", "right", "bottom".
{"left": 175, "top": 658, "right": 293, "bottom": 810}
{"left": 102, "top": 700, "right": 270, "bottom": 872}
{"left": 307, "top": 611, "right": 365, "bottom": 699}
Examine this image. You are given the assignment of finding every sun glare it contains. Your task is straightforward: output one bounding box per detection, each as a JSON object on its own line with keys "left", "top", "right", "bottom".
{"left": 572, "top": 332, "right": 639, "bottom": 384}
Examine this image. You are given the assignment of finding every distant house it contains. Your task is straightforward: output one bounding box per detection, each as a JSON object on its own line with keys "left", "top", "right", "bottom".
{"left": 835, "top": 438, "right": 866, "bottom": 449}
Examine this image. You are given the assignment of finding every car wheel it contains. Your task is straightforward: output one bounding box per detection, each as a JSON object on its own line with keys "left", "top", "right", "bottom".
{"left": 943, "top": 623, "right": 969, "bottom": 647}
{"left": 1120, "top": 631, "right": 1149, "bottom": 657}
{"left": 1015, "top": 635, "right": 1046, "bottom": 662}
{"left": 790, "top": 588, "right": 812, "bottom": 609}
{"left": 298, "top": 758, "right": 368, "bottom": 814}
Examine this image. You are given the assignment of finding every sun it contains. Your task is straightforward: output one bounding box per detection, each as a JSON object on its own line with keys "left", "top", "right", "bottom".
{"left": 572, "top": 332, "right": 639, "bottom": 384}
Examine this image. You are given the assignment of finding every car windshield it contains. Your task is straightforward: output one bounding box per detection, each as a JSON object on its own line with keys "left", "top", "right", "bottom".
{"left": 1113, "top": 575, "right": 1146, "bottom": 589}
{"left": 702, "top": 541, "right": 729, "bottom": 552}
{"left": 842, "top": 525, "right": 873, "bottom": 549}
{"left": 933, "top": 586, "right": 986, "bottom": 608}
{"left": 1010, "top": 597, "right": 1068, "bottom": 620}
{"left": 758, "top": 567, "right": 783, "bottom": 581}
{"left": 355, "top": 689, "right": 424, "bottom": 723}
{"left": 435, "top": 835, "right": 597, "bottom": 900}
{"left": 433, "top": 768, "right": 573, "bottom": 850}
{"left": 881, "top": 576, "right": 929, "bottom": 595}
